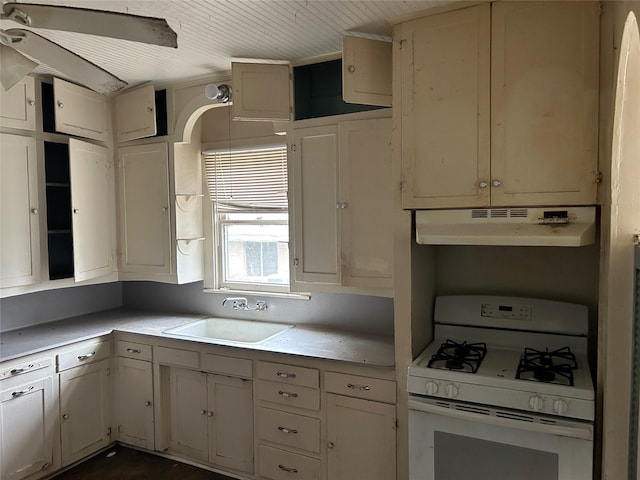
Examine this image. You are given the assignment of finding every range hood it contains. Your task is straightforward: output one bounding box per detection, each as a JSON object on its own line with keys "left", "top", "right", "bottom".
{"left": 415, "top": 206, "right": 596, "bottom": 247}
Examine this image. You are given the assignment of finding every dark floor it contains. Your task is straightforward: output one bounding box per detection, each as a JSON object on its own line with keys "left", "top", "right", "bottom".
{"left": 51, "top": 445, "right": 235, "bottom": 480}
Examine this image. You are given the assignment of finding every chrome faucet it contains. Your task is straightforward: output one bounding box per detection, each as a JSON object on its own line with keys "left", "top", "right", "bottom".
{"left": 222, "top": 297, "right": 267, "bottom": 311}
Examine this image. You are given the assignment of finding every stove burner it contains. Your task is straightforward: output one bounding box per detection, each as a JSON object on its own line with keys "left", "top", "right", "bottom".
{"left": 516, "top": 346, "right": 578, "bottom": 386}
{"left": 428, "top": 340, "right": 487, "bottom": 373}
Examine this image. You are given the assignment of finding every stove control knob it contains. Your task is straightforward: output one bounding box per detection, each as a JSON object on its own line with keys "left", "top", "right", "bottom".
{"left": 529, "top": 395, "right": 544, "bottom": 412}
{"left": 425, "top": 381, "right": 439, "bottom": 395}
{"left": 445, "top": 383, "right": 459, "bottom": 398}
{"left": 553, "top": 399, "right": 569, "bottom": 415}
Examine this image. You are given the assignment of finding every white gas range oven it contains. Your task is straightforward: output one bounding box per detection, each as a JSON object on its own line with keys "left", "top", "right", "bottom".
{"left": 407, "top": 295, "right": 595, "bottom": 480}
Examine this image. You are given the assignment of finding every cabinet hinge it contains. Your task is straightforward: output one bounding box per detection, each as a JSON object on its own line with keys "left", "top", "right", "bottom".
{"left": 399, "top": 39, "right": 407, "bottom": 50}
{"left": 399, "top": 180, "right": 406, "bottom": 191}
{"left": 394, "top": 419, "right": 399, "bottom": 429}
{"left": 290, "top": 144, "right": 297, "bottom": 153}
{"left": 117, "top": 424, "right": 122, "bottom": 433}
{"left": 106, "top": 427, "right": 112, "bottom": 437}
{"left": 594, "top": 171, "right": 603, "bottom": 183}
{"left": 106, "top": 367, "right": 111, "bottom": 376}
{"left": 293, "top": 258, "right": 299, "bottom": 267}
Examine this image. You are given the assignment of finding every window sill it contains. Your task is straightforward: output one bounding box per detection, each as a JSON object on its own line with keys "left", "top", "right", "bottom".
{"left": 203, "top": 287, "right": 310, "bottom": 300}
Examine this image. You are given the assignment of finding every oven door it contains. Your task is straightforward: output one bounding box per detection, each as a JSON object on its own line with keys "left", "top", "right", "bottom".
{"left": 408, "top": 396, "right": 593, "bottom": 480}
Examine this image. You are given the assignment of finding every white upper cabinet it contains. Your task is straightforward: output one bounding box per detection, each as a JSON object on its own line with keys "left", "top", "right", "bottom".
{"left": 399, "top": 3, "right": 491, "bottom": 209}
{"left": 53, "top": 78, "right": 109, "bottom": 142}
{"left": 338, "top": 118, "right": 393, "bottom": 291}
{"left": 0, "top": 133, "right": 40, "bottom": 288}
{"left": 290, "top": 124, "right": 341, "bottom": 286}
{"left": 490, "top": 1, "right": 600, "bottom": 206}
{"left": 289, "top": 114, "right": 394, "bottom": 295}
{"left": 69, "top": 139, "right": 114, "bottom": 282}
{"left": 115, "top": 85, "right": 157, "bottom": 143}
{"left": 343, "top": 36, "right": 392, "bottom": 107}
{"left": 118, "top": 143, "right": 172, "bottom": 276}
{"left": 0, "top": 76, "right": 36, "bottom": 130}
{"left": 398, "top": 1, "right": 599, "bottom": 209}
{"left": 232, "top": 62, "right": 292, "bottom": 121}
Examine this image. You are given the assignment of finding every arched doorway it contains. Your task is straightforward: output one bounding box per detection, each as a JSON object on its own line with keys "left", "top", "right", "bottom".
{"left": 599, "top": 9, "right": 640, "bottom": 480}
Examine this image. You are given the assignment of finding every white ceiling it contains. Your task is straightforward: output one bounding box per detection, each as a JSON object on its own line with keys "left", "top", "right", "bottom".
{"left": 1, "top": 0, "right": 456, "bottom": 93}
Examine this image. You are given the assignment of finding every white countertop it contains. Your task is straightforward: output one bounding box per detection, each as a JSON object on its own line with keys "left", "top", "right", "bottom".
{"left": 0, "top": 308, "right": 395, "bottom": 367}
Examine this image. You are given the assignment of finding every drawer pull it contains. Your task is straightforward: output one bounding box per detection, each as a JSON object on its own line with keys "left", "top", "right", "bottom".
{"left": 278, "top": 426, "right": 298, "bottom": 435}
{"left": 10, "top": 364, "right": 33, "bottom": 375}
{"left": 145, "top": 401, "right": 152, "bottom": 407}
{"left": 126, "top": 348, "right": 142, "bottom": 354}
{"left": 278, "top": 464, "right": 299, "bottom": 474}
{"left": 77, "top": 351, "right": 96, "bottom": 361}
{"left": 348, "top": 383, "right": 371, "bottom": 391}
{"left": 278, "top": 390, "right": 299, "bottom": 399}
{"left": 11, "top": 386, "right": 34, "bottom": 397}
{"left": 276, "top": 372, "right": 297, "bottom": 379}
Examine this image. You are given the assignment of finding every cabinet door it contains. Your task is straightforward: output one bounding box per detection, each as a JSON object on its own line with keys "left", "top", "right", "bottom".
{"left": 326, "top": 394, "right": 396, "bottom": 480}
{"left": 59, "top": 359, "right": 111, "bottom": 466}
{"left": 207, "top": 374, "right": 254, "bottom": 473}
{"left": 168, "top": 368, "right": 208, "bottom": 462}
{"left": 399, "top": 4, "right": 491, "bottom": 208}
{"left": 0, "top": 76, "right": 36, "bottom": 130}
{"left": 118, "top": 143, "right": 172, "bottom": 274}
{"left": 232, "top": 62, "right": 292, "bottom": 121}
{"left": 338, "top": 118, "right": 393, "bottom": 291}
{"left": 115, "top": 85, "right": 157, "bottom": 143}
{"left": 342, "top": 36, "right": 392, "bottom": 107}
{"left": 0, "top": 134, "right": 40, "bottom": 288}
{"left": 53, "top": 78, "right": 108, "bottom": 142}
{"left": 114, "top": 357, "right": 154, "bottom": 450}
{"left": 290, "top": 125, "right": 340, "bottom": 286}
{"left": 69, "top": 139, "right": 114, "bottom": 282}
{"left": 0, "top": 376, "right": 55, "bottom": 480}
{"left": 491, "top": 1, "right": 600, "bottom": 206}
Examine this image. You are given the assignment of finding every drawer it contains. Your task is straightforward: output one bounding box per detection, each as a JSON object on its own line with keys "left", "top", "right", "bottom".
{"left": 258, "top": 407, "right": 320, "bottom": 453}
{"left": 154, "top": 346, "right": 199, "bottom": 368}
{"left": 256, "top": 361, "right": 319, "bottom": 388}
{"left": 116, "top": 340, "right": 152, "bottom": 361}
{"left": 257, "top": 380, "right": 320, "bottom": 411}
{"left": 259, "top": 445, "right": 320, "bottom": 480}
{"left": 324, "top": 371, "right": 396, "bottom": 403}
{"left": 0, "top": 357, "right": 52, "bottom": 380}
{"left": 57, "top": 340, "right": 111, "bottom": 372}
{"left": 202, "top": 353, "right": 252, "bottom": 378}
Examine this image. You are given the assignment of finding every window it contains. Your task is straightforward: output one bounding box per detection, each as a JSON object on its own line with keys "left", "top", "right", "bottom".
{"left": 204, "top": 145, "right": 289, "bottom": 292}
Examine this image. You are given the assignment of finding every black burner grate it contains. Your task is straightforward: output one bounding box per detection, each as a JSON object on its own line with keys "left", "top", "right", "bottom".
{"left": 427, "top": 340, "right": 487, "bottom": 373}
{"left": 516, "top": 346, "right": 578, "bottom": 386}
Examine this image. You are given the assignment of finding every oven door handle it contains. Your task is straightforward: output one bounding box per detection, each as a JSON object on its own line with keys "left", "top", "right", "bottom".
{"left": 408, "top": 398, "right": 593, "bottom": 441}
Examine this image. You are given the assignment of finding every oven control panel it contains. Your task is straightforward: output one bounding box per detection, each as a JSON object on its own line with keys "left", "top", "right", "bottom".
{"left": 481, "top": 302, "right": 532, "bottom": 321}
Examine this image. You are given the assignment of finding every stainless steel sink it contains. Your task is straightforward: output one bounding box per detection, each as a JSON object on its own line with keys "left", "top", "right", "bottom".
{"left": 163, "top": 317, "right": 294, "bottom": 344}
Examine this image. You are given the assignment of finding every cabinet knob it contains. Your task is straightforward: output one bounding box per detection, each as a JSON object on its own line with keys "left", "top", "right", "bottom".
{"left": 31, "top": 208, "right": 38, "bottom": 214}
{"left": 207, "top": 411, "right": 214, "bottom": 417}
{"left": 162, "top": 207, "right": 168, "bottom": 212}
{"left": 63, "top": 414, "right": 69, "bottom": 420}
{"left": 327, "top": 441, "right": 335, "bottom": 449}
{"left": 73, "top": 208, "right": 80, "bottom": 214}
{"left": 478, "top": 181, "right": 488, "bottom": 189}
{"left": 147, "top": 106, "right": 153, "bottom": 112}
{"left": 492, "top": 179, "right": 502, "bottom": 188}
{"left": 145, "top": 401, "right": 152, "bottom": 407}
{"left": 57, "top": 101, "right": 64, "bottom": 108}
{"left": 336, "top": 202, "right": 349, "bottom": 209}
{"left": 27, "top": 99, "right": 35, "bottom": 107}
{"left": 348, "top": 64, "right": 356, "bottom": 73}
{"left": 200, "top": 409, "right": 207, "bottom": 415}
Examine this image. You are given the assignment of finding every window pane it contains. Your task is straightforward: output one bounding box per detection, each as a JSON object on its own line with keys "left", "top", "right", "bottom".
{"left": 223, "top": 223, "right": 289, "bottom": 285}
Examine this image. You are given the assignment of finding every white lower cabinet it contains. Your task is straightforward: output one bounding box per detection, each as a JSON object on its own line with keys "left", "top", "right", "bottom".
{"left": 0, "top": 359, "right": 56, "bottom": 480}
{"left": 114, "top": 356, "right": 154, "bottom": 449}
{"left": 256, "top": 361, "right": 321, "bottom": 480}
{"left": 325, "top": 372, "right": 397, "bottom": 480}
{"left": 59, "top": 358, "right": 111, "bottom": 466}
{"left": 168, "top": 367, "right": 254, "bottom": 473}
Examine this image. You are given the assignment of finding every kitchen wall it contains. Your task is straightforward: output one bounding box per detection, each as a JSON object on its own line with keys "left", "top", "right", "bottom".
{"left": 122, "top": 281, "right": 394, "bottom": 336}
{"left": 0, "top": 282, "right": 123, "bottom": 332}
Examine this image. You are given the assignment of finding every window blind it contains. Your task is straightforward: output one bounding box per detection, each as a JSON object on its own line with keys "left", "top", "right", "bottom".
{"left": 203, "top": 145, "right": 288, "bottom": 211}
